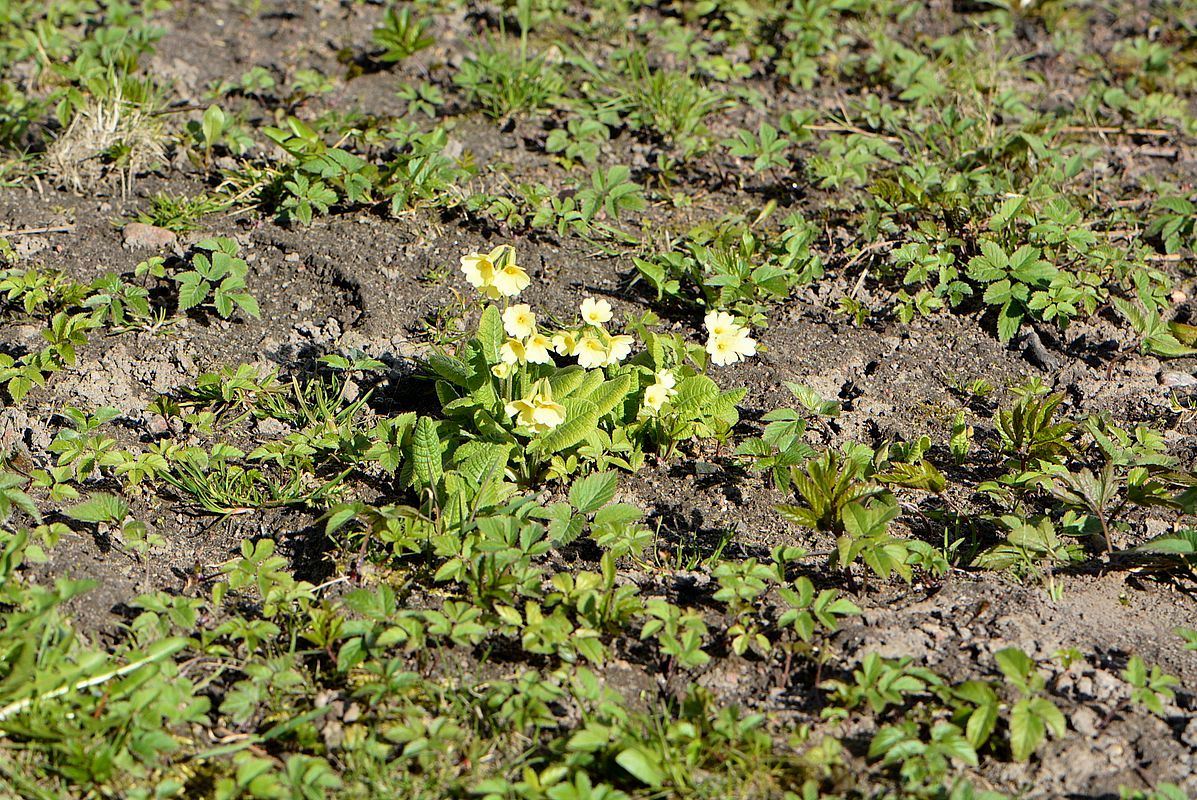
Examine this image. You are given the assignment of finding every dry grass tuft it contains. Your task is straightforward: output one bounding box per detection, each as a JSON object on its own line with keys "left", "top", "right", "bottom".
{"left": 44, "top": 86, "right": 165, "bottom": 195}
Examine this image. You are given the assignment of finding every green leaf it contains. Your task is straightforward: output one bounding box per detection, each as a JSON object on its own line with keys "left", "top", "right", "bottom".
{"left": 989, "top": 196, "right": 1026, "bottom": 231}
{"left": 1133, "top": 528, "right": 1197, "bottom": 556}
{"left": 569, "top": 472, "right": 618, "bottom": 514}
{"left": 537, "top": 399, "right": 599, "bottom": 454}
{"left": 584, "top": 374, "right": 632, "bottom": 419}
{"left": 996, "top": 301, "right": 1023, "bottom": 343}
{"left": 1008, "top": 699, "right": 1044, "bottom": 762}
{"left": 411, "top": 416, "right": 443, "bottom": 488}
{"left": 176, "top": 275, "right": 210, "bottom": 312}
{"left": 476, "top": 305, "right": 504, "bottom": 364}
{"left": 1169, "top": 321, "right": 1197, "bottom": 347}
{"left": 65, "top": 493, "right": 129, "bottom": 524}
{"left": 234, "top": 293, "right": 260, "bottom": 319}
{"left": 994, "top": 647, "right": 1033, "bottom": 689}
{"left": 201, "top": 104, "right": 225, "bottom": 145}
{"left": 548, "top": 366, "right": 588, "bottom": 399}
{"left": 874, "top": 461, "right": 946, "bottom": 493}
{"left": 671, "top": 374, "right": 719, "bottom": 420}
{"left": 426, "top": 353, "right": 470, "bottom": 387}
{"left": 615, "top": 746, "right": 665, "bottom": 787}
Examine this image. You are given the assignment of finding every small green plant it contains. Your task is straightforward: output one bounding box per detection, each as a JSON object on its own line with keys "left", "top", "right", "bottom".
{"left": 372, "top": 5, "right": 434, "bottom": 63}
{"left": 134, "top": 191, "right": 229, "bottom": 232}
{"left": 607, "top": 51, "right": 729, "bottom": 160}
{"left": 1122, "top": 655, "right": 1178, "bottom": 717}
{"left": 993, "top": 647, "right": 1065, "bottom": 762}
{"left": 633, "top": 214, "right": 822, "bottom": 325}
{"left": 965, "top": 242, "right": 1059, "bottom": 343}
{"left": 422, "top": 245, "right": 752, "bottom": 483}
{"left": 576, "top": 165, "right": 646, "bottom": 223}
{"left": 722, "top": 121, "right": 792, "bottom": 173}
{"left": 454, "top": 40, "right": 565, "bottom": 120}
{"left": 139, "top": 237, "right": 259, "bottom": 319}
{"left": 545, "top": 117, "right": 610, "bottom": 169}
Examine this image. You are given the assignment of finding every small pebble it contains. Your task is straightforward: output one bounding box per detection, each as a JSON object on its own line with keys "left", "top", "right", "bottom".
{"left": 123, "top": 222, "right": 177, "bottom": 250}
{"left": 1158, "top": 370, "right": 1197, "bottom": 387}
{"left": 1182, "top": 717, "right": 1197, "bottom": 748}
{"left": 1071, "top": 705, "right": 1099, "bottom": 737}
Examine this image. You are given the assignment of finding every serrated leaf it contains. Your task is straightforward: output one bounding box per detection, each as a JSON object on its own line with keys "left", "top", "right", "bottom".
{"left": 874, "top": 461, "right": 946, "bottom": 493}
{"left": 672, "top": 374, "right": 719, "bottom": 420}
{"left": 569, "top": 472, "right": 618, "bottom": 514}
{"left": 411, "top": 416, "right": 443, "bottom": 488}
{"left": 426, "top": 353, "right": 470, "bottom": 386}
{"left": 996, "top": 301, "right": 1023, "bottom": 343}
{"left": 1009, "top": 699, "right": 1045, "bottom": 762}
{"left": 176, "top": 275, "right": 210, "bottom": 312}
{"left": 548, "top": 366, "right": 588, "bottom": 399}
{"left": 65, "top": 493, "right": 129, "bottom": 524}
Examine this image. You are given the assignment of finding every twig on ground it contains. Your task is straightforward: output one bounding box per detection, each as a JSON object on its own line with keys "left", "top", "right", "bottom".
{"left": 1058, "top": 125, "right": 1175, "bottom": 138}
{"left": 803, "top": 123, "right": 903, "bottom": 143}
{"left": 0, "top": 224, "right": 75, "bottom": 237}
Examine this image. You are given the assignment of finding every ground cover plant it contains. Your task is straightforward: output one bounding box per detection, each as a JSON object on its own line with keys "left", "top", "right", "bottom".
{"left": 1, "top": 0, "right": 1197, "bottom": 798}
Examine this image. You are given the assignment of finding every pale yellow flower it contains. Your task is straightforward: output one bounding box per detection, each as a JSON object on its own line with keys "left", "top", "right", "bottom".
{"left": 704, "top": 310, "right": 742, "bottom": 338}
{"left": 603, "top": 334, "right": 634, "bottom": 366}
{"left": 502, "top": 304, "right": 537, "bottom": 338}
{"left": 492, "top": 362, "right": 513, "bottom": 378}
{"left": 491, "top": 262, "right": 531, "bottom": 298}
{"left": 525, "top": 332, "right": 554, "bottom": 364}
{"left": 642, "top": 370, "right": 677, "bottom": 414}
{"left": 706, "top": 328, "right": 756, "bottom": 366}
{"left": 552, "top": 330, "right": 581, "bottom": 356}
{"left": 505, "top": 380, "right": 567, "bottom": 434}
{"left": 580, "top": 297, "right": 613, "bottom": 326}
{"left": 576, "top": 335, "right": 609, "bottom": 369}
{"left": 500, "top": 337, "right": 527, "bottom": 365}
{"left": 505, "top": 397, "right": 538, "bottom": 429}
{"left": 460, "top": 249, "right": 498, "bottom": 291}
{"left": 530, "top": 399, "right": 567, "bottom": 430}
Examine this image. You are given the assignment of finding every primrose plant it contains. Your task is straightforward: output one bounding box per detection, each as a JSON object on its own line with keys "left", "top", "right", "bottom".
{"left": 425, "top": 245, "right": 753, "bottom": 483}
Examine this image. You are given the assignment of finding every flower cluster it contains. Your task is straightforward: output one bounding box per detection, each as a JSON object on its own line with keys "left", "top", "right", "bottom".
{"left": 458, "top": 245, "right": 756, "bottom": 437}
{"left": 704, "top": 311, "right": 756, "bottom": 367}
{"left": 553, "top": 297, "right": 634, "bottom": 369}
{"left": 504, "top": 379, "right": 566, "bottom": 434}
{"left": 460, "top": 245, "right": 531, "bottom": 299}
{"left": 498, "top": 303, "right": 554, "bottom": 371}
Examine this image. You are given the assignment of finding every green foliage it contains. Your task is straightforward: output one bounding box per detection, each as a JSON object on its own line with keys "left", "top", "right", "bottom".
{"left": 605, "top": 50, "right": 729, "bottom": 160}
{"left": 546, "top": 117, "right": 610, "bottom": 169}
{"left": 262, "top": 117, "right": 379, "bottom": 225}
{"left": 169, "top": 238, "right": 260, "bottom": 319}
{"left": 4, "top": 4, "right": 1197, "bottom": 798}
{"left": 723, "top": 122, "right": 791, "bottom": 172}
{"left": 576, "top": 165, "right": 646, "bottom": 223}
{"left": 965, "top": 242, "right": 1058, "bottom": 342}
{"left": 633, "top": 213, "right": 822, "bottom": 324}
{"left": 372, "top": 5, "right": 434, "bottom": 63}
{"left": 993, "top": 647, "right": 1066, "bottom": 762}
{"left": 454, "top": 40, "right": 565, "bottom": 120}
{"left": 995, "top": 392, "right": 1073, "bottom": 467}
{"left": 777, "top": 450, "right": 888, "bottom": 536}
{"left": 134, "top": 192, "right": 229, "bottom": 232}
{"left": 1122, "top": 655, "right": 1178, "bottom": 717}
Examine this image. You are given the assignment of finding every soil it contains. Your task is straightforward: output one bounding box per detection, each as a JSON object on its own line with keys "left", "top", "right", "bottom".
{"left": 2, "top": 1, "right": 1196, "bottom": 797}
